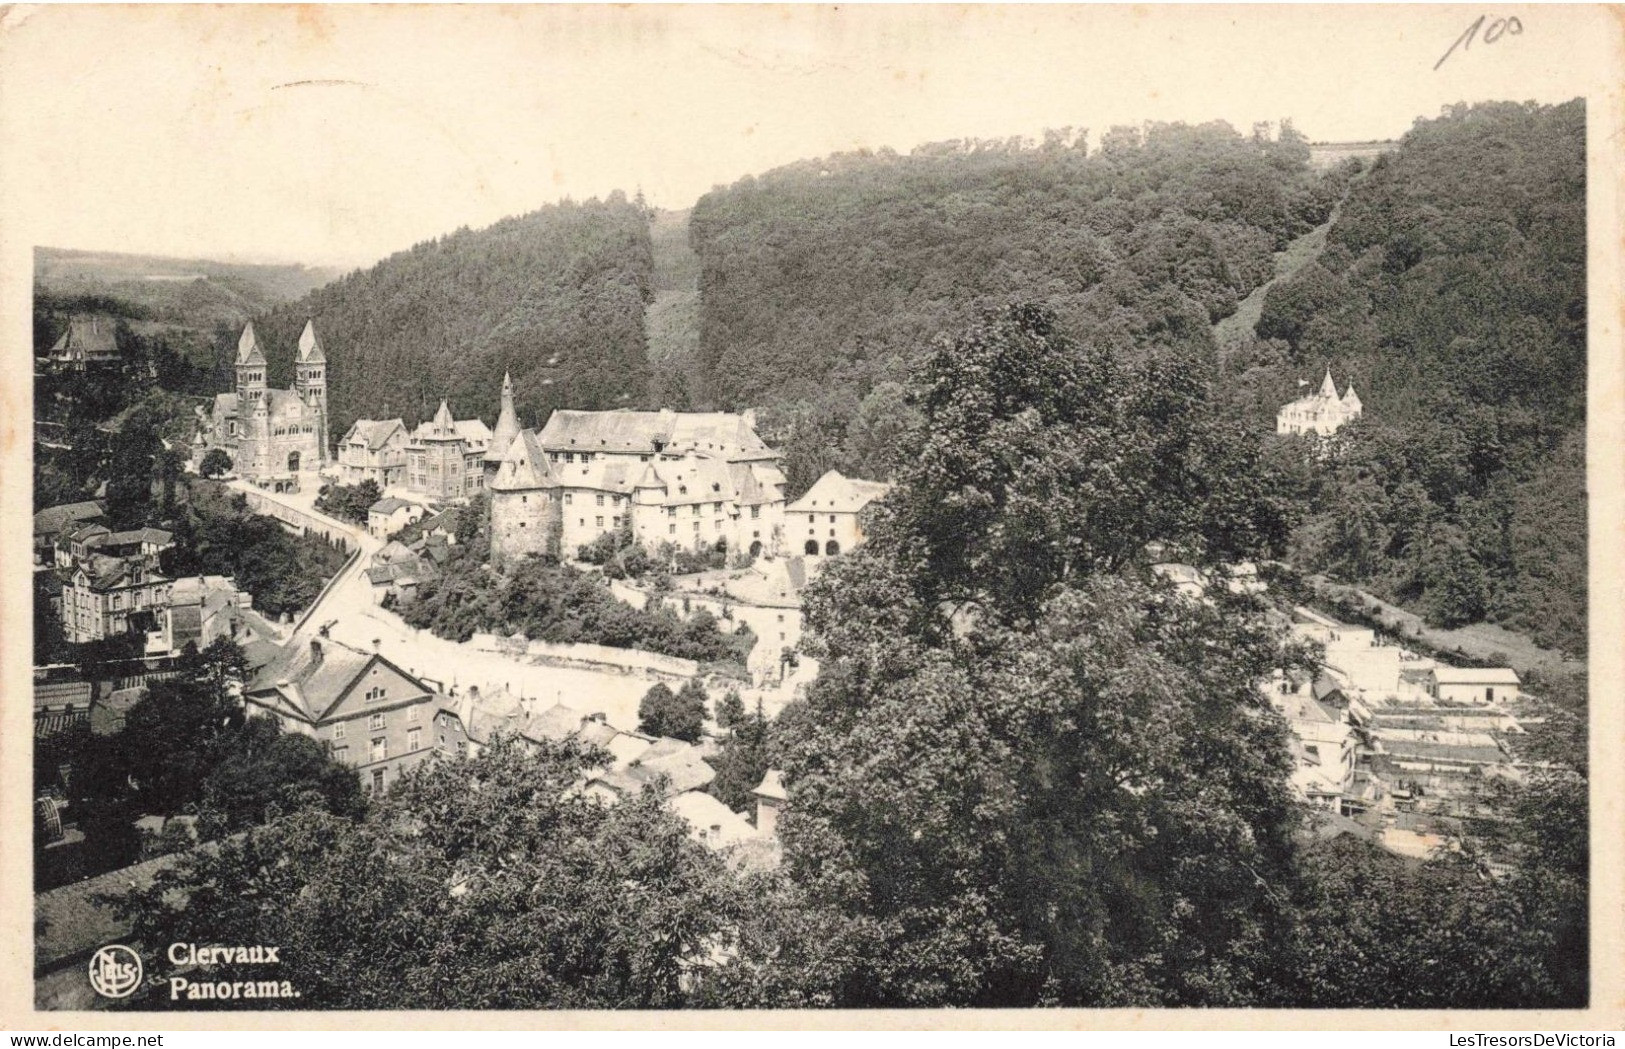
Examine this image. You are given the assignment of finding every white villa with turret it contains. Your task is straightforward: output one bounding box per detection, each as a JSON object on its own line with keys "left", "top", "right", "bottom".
{"left": 1277, "top": 369, "right": 1363, "bottom": 437}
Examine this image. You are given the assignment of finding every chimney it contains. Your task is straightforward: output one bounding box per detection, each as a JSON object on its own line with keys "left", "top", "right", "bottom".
{"left": 752, "top": 769, "right": 788, "bottom": 839}
{"left": 308, "top": 639, "right": 323, "bottom": 664}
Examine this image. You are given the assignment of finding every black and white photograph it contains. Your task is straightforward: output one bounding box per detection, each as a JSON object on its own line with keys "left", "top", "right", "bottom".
{"left": 2, "top": 3, "right": 1619, "bottom": 1027}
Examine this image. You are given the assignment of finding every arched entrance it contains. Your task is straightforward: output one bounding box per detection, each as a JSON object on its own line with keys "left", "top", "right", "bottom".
{"left": 287, "top": 450, "right": 301, "bottom": 472}
{"left": 749, "top": 540, "right": 763, "bottom": 558}
{"left": 825, "top": 540, "right": 840, "bottom": 555}
{"left": 804, "top": 540, "right": 819, "bottom": 555}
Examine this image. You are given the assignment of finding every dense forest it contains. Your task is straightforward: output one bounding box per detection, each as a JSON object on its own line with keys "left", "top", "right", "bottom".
{"left": 1237, "top": 101, "right": 1587, "bottom": 655}
{"left": 687, "top": 122, "right": 1348, "bottom": 492}
{"left": 251, "top": 195, "right": 655, "bottom": 442}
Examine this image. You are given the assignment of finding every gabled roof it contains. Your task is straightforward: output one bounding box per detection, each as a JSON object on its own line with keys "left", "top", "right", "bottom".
{"left": 369, "top": 497, "right": 415, "bottom": 515}
{"left": 537, "top": 409, "right": 773, "bottom": 461}
{"left": 247, "top": 637, "right": 424, "bottom": 722}
{"left": 34, "top": 501, "right": 104, "bottom": 537}
{"left": 297, "top": 320, "right": 325, "bottom": 363}
{"left": 786, "top": 469, "right": 892, "bottom": 514}
{"left": 1429, "top": 666, "right": 1520, "bottom": 685}
{"left": 235, "top": 322, "right": 267, "bottom": 366}
{"left": 344, "top": 418, "right": 406, "bottom": 451}
{"left": 552, "top": 458, "right": 639, "bottom": 495}
{"left": 47, "top": 317, "right": 119, "bottom": 361}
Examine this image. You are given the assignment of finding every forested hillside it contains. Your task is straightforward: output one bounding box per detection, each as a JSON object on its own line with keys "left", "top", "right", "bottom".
{"left": 688, "top": 123, "right": 1349, "bottom": 493}
{"left": 252, "top": 195, "right": 654, "bottom": 439}
{"left": 1239, "top": 101, "right": 1587, "bottom": 655}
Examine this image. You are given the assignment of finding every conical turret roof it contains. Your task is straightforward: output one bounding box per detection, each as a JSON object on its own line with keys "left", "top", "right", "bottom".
{"left": 1341, "top": 383, "right": 1362, "bottom": 410}
{"left": 1318, "top": 368, "right": 1338, "bottom": 399}
{"left": 490, "top": 371, "right": 521, "bottom": 457}
{"left": 236, "top": 323, "right": 267, "bottom": 366}
{"left": 297, "top": 320, "right": 325, "bottom": 363}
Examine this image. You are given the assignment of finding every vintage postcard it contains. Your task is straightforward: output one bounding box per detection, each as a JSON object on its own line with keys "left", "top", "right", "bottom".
{"left": 0, "top": 3, "right": 1621, "bottom": 1031}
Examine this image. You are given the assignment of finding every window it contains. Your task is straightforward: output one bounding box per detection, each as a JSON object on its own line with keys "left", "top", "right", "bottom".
{"left": 596, "top": 516, "right": 604, "bottom": 528}
{"left": 596, "top": 494, "right": 605, "bottom": 506}
{"left": 565, "top": 452, "right": 575, "bottom": 463}
{"left": 333, "top": 722, "right": 346, "bottom": 740}
{"left": 369, "top": 713, "right": 386, "bottom": 730}
{"left": 807, "top": 514, "right": 815, "bottom": 523}
{"left": 371, "top": 737, "right": 388, "bottom": 763}
{"left": 408, "top": 728, "right": 421, "bottom": 751}
{"left": 612, "top": 516, "right": 621, "bottom": 526}
{"left": 371, "top": 768, "right": 385, "bottom": 793}
{"left": 693, "top": 521, "right": 701, "bottom": 533}
{"left": 564, "top": 493, "right": 573, "bottom": 505}
{"left": 829, "top": 515, "right": 836, "bottom": 524}
{"left": 667, "top": 507, "right": 676, "bottom": 518}
{"left": 365, "top": 685, "right": 386, "bottom": 703}
{"left": 693, "top": 505, "right": 701, "bottom": 517}
{"left": 751, "top": 506, "right": 760, "bottom": 520}
{"left": 713, "top": 502, "right": 722, "bottom": 513}
{"left": 407, "top": 705, "right": 420, "bottom": 723}
{"left": 669, "top": 524, "right": 676, "bottom": 535}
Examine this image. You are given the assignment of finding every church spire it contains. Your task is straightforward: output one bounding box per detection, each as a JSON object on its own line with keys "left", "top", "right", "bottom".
{"left": 297, "top": 319, "right": 325, "bottom": 362}
{"left": 236, "top": 322, "right": 267, "bottom": 366}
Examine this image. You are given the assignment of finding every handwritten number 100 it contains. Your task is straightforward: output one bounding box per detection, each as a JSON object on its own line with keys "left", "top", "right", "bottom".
{"left": 1436, "top": 14, "right": 1524, "bottom": 71}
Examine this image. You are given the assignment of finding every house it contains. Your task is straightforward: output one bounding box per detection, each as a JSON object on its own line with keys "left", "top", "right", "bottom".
{"left": 193, "top": 321, "right": 328, "bottom": 493}
{"left": 784, "top": 469, "right": 891, "bottom": 558}
{"left": 243, "top": 637, "right": 447, "bottom": 794}
{"left": 55, "top": 525, "right": 172, "bottom": 567}
{"left": 41, "top": 316, "right": 120, "bottom": 370}
{"left": 368, "top": 497, "right": 426, "bottom": 540}
{"left": 160, "top": 575, "right": 257, "bottom": 654}
{"left": 1425, "top": 666, "right": 1521, "bottom": 705}
{"left": 404, "top": 401, "right": 492, "bottom": 500}
{"left": 60, "top": 556, "right": 172, "bottom": 643}
{"left": 364, "top": 541, "right": 435, "bottom": 603}
{"left": 33, "top": 501, "right": 105, "bottom": 565}
{"left": 1276, "top": 368, "right": 1362, "bottom": 437}
{"left": 337, "top": 418, "right": 409, "bottom": 488}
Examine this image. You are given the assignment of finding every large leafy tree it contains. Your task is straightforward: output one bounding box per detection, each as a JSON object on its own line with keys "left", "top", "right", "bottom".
{"left": 111, "top": 737, "right": 744, "bottom": 1009}
{"left": 765, "top": 304, "right": 1307, "bottom": 1006}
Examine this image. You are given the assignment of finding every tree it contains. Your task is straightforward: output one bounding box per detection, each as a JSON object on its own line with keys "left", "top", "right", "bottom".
{"left": 199, "top": 448, "right": 232, "bottom": 478}
{"left": 201, "top": 717, "right": 365, "bottom": 833}
{"left": 768, "top": 305, "right": 1308, "bottom": 1006}
{"left": 714, "top": 688, "right": 746, "bottom": 732}
{"left": 707, "top": 698, "right": 769, "bottom": 813}
{"left": 638, "top": 680, "right": 705, "bottom": 742}
{"left": 110, "top": 737, "right": 744, "bottom": 1009}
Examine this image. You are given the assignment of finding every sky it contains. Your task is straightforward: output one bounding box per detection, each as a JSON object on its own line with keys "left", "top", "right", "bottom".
{"left": 0, "top": 4, "right": 1612, "bottom": 270}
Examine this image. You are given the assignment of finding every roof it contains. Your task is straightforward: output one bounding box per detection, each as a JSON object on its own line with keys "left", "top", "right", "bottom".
{"left": 235, "top": 322, "right": 267, "bottom": 366}
{"left": 489, "top": 372, "right": 521, "bottom": 460}
{"left": 786, "top": 470, "right": 892, "bottom": 514}
{"left": 35, "top": 853, "right": 179, "bottom": 970}
{"left": 537, "top": 409, "right": 773, "bottom": 461}
{"left": 297, "top": 320, "right": 325, "bottom": 363}
{"left": 490, "top": 430, "right": 557, "bottom": 492}
{"left": 99, "top": 527, "right": 172, "bottom": 547}
{"left": 753, "top": 769, "right": 788, "bottom": 802}
{"left": 1429, "top": 666, "right": 1521, "bottom": 685}
{"left": 47, "top": 317, "right": 119, "bottom": 361}
{"left": 344, "top": 419, "right": 406, "bottom": 451}
{"left": 33, "top": 501, "right": 104, "bottom": 538}
{"left": 370, "top": 497, "right": 415, "bottom": 515}
{"left": 247, "top": 637, "right": 410, "bottom": 721}
{"left": 76, "top": 554, "right": 166, "bottom": 592}
{"left": 670, "top": 790, "right": 759, "bottom": 849}
{"left": 553, "top": 458, "right": 640, "bottom": 495}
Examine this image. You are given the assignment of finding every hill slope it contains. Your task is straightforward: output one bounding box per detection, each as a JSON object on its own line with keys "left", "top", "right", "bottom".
{"left": 1246, "top": 100, "right": 1587, "bottom": 655}
{"left": 250, "top": 196, "right": 655, "bottom": 440}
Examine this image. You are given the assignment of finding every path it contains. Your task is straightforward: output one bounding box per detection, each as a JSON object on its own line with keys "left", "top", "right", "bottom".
{"left": 1304, "top": 573, "right": 1585, "bottom": 679}
{"left": 232, "top": 476, "right": 660, "bottom": 733}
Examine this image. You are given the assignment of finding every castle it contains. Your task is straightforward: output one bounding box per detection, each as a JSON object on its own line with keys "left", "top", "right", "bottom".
{"left": 1277, "top": 369, "right": 1362, "bottom": 437}
{"left": 489, "top": 408, "right": 788, "bottom": 564}
{"left": 194, "top": 321, "right": 329, "bottom": 492}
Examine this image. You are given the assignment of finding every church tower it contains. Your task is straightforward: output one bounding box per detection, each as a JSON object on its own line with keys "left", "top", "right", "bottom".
{"left": 295, "top": 320, "right": 329, "bottom": 464}
{"left": 235, "top": 323, "right": 269, "bottom": 478}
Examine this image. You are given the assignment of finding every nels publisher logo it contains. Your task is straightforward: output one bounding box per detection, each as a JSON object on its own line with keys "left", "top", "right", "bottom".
{"left": 87, "top": 944, "right": 143, "bottom": 999}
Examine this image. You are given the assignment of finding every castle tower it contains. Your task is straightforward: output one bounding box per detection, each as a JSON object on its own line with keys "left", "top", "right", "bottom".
{"left": 488, "top": 431, "right": 559, "bottom": 565}
{"left": 1318, "top": 367, "right": 1338, "bottom": 400}
{"left": 295, "top": 320, "right": 329, "bottom": 464}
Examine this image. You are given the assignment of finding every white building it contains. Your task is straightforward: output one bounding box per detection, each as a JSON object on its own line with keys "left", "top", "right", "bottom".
{"left": 784, "top": 469, "right": 892, "bottom": 558}
{"left": 1277, "top": 369, "right": 1362, "bottom": 436}
{"left": 1425, "top": 666, "right": 1521, "bottom": 706}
